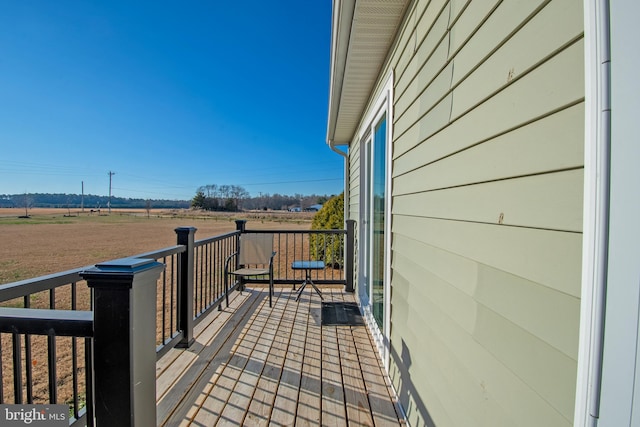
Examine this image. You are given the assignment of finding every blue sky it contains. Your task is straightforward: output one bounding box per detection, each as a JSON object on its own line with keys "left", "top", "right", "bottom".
{"left": 0, "top": 1, "right": 342, "bottom": 200}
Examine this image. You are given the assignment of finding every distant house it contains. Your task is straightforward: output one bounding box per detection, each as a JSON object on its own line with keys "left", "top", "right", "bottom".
{"left": 326, "top": 1, "right": 639, "bottom": 426}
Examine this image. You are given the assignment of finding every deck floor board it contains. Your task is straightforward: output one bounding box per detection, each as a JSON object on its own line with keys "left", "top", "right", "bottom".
{"left": 158, "top": 286, "right": 403, "bottom": 426}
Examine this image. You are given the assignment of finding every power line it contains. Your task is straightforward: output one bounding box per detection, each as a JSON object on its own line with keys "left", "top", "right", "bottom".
{"left": 0, "top": 160, "right": 105, "bottom": 176}
{"left": 238, "top": 177, "right": 343, "bottom": 186}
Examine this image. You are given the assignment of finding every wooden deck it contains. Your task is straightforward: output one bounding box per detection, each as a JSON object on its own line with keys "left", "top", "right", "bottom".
{"left": 156, "top": 286, "right": 403, "bottom": 426}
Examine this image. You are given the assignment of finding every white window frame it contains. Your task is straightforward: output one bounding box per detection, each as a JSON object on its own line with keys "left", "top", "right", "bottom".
{"left": 357, "top": 72, "right": 393, "bottom": 369}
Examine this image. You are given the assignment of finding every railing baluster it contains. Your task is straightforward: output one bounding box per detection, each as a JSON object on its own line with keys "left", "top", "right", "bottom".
{"left": 72, "top": 335, "right": 79, "bottom": 418}
{"left": 25, "top": 336, "right": 32, "bottom": 402}
{"left": 162, "top": 255, "right": 167, "bottom": 345}
{"left": 12, "top": 332, "right": 22, "bottom": 404}
{"left": 202, "top": 245, "right": 207, "bottom": 311}
{"left": 197, "top": 246, "right": 202, "bottom": 313}
{"left": 194, "top": 246, "right": 198, "bottom": 315}
{"left": 171, "top": 254, "right": 176, "bottom": 336}
{"left": 85, "top": 337, "right": 94, "bottom": 427}
{"left": 199, "top": 245, "right": 204, "bottom": 314}
{"left": 23, "top": 295, "right": 33, "bottom": 403}
{"left": 47, "top": 333, "right": 57, "bottom": 403}
{"left": 197, "top": 245, "right": 202, "bottom": 314}
{"left": 194, "top": 246, "right": 198, "bottom": 316}
{"left": 217, "top": 240, "right": 221, "bottom": 305}
{"left": 218, "top": 239, "right": 223, "bottom": 303}
{"left": 202, "top": 245, "right": 207, "bottom": 312}
{"left": 346, "top": 219, "right": 355, "bottom": 292}
{"left": 291, "top": 233, "right": 296, "bottom": 281}
{"left": 205, "top": 243, "right": 209, "bottom": 307}
{"left": 70, "top": 282, "right": 79, "bottom": 419}
{"left": 213, "top": 242, "right": 217, "bottom": 304}
{"left": 203, "top": 244, "right": 208, "bottom": 309}
{"left": 288, "top": 233, "right": 293, "bottom": 281}
{"left": 323, "top": 233, "right": 328, "bottom": 280}
{"left": 210, "top": 242, "right": 214, "bottom": 307}
{"left": 0, "top": 334, "right": 4, "bottom": 403}
{"left": 48, "top": 289, "right": 57, "bottom": 403}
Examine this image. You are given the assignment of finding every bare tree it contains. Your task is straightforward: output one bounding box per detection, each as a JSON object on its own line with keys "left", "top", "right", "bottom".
{"left": 218, "top": 185, "right": 231, "bottom": 200}
{"left": 230, "top": 185, "right": 249, "bottom": 211}
{"left": 198, "top": 184, "right": 218, "bottom": 198}
{"left": 19, "top": 193, "right": 32, "bottom": 218}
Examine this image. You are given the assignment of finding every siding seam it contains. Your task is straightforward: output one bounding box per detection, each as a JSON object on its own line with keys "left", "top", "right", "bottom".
{"left": 392, "top": 165, "right": 585, "bottom": 195}
{"left": 393, "top": 34, "right": 584, "bottom": 146}
{"left": 391, "top": 0, "right": 420, "bottom": 86}
{"left": 392, "top": 213, "right": 583, "bottom": 235}
{"left": 392, "top": 247, "right": 580, "bottom": 359}
{"left": 393, "top": 14, "right": 450, "bottom": 118}
{"left": 391, "top": 259, "right": 574, "bottom": 424}
{"left": 395, "top": 0, "right": 450, "bottom": 87}
{"left": 449, "top": 33, "right": 585, "bottom": 121}
{"left": 393, "top": 98, "right": 585, "bottom": 173}
{"left": 392, "top": 0, "right": 558, "bottom": 131}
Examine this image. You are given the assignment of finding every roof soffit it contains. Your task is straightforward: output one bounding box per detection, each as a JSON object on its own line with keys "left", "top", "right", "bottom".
{"left": 327, "top": 0, "right": 409, "bottom": 145}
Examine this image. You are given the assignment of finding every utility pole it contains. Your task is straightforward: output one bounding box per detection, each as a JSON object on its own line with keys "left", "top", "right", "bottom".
{"left": 81, "top": 181, "right": 85, "bottom": 213}
{"left": 108, "top": 171, "right": 115, "bottom": 214}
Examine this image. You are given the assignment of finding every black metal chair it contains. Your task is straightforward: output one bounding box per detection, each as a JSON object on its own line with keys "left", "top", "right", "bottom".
{"left": 224, "top": 234, "right": 276, "bottom": 307}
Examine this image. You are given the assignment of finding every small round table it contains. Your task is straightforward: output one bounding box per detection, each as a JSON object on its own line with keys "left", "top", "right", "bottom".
{"left": 291, "top": 260, "right": 325, "bottom": 301}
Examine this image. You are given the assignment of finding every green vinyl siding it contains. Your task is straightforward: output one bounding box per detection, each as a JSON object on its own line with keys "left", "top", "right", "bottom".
{"left": 394, "top": 23, "right": 450, "bottom": 123}
{"left": 394, "top": 216, "right": 582, "bottom": 298}
{"left": 394, "top": 103, "right": 584, "bottom": 195}
{"left": 450, "top": 0, "right": 584, "bottom": 116}
{"left": 394, "top": 38, "right": 584, "bottom": 174}
{"left": 348, "top": 140, "right": 361, "bottom": 226}
{"left": 390, "top": 249, "right": 576, "bottom": 426}
{"left": 394, "top": 169, "right": 584, "bottom": 232}
{"left": 345, "top": 0, "right": 585, "bottom": 425}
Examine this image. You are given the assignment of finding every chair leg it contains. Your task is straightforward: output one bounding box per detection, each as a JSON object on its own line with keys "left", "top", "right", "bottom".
{"left": 221, "top": 272, "right": 227, "bottom": 311}
{"left": 227, "top": 276, "right": 235, "bottom": 308}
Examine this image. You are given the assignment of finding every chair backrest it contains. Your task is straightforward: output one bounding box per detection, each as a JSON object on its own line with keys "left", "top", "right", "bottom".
{"left": 239, "top": 234, "right": 273, "bottom": 265}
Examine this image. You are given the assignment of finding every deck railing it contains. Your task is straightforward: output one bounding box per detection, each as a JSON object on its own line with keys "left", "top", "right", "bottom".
{"left": 0, "top": 268, "right": 93, "bottom": 425}
{"left": 0, "top": 219, "right": 355, "bottom": 426}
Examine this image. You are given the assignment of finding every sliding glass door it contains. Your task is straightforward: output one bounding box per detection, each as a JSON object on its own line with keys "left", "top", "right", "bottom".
{"left": 371, "top": 115, "right": 386, "bottom": 328}
{"left": 360, "top": 112, "right": 387, "bottom": 332}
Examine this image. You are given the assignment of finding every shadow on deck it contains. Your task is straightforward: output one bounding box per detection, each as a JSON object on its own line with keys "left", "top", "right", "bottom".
{"left": 157, "top": 286, "right": 403, "bottom": 426}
